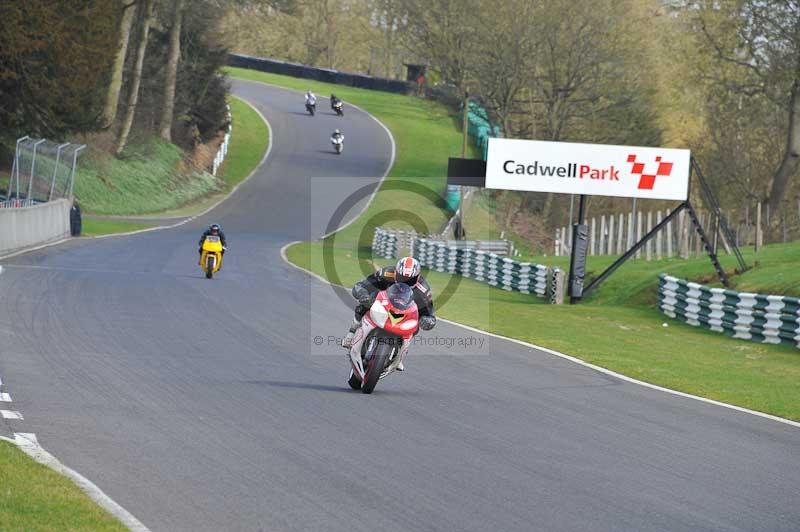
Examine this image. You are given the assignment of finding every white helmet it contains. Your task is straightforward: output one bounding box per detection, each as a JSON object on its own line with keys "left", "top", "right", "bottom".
{"left": 395, "top": 256, "right": 421, "bottom": 283}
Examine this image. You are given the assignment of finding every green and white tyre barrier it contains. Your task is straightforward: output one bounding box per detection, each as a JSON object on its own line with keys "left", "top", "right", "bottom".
{"left": 658, "top": 274, "right": 800, "bottom": 348}
{"left": 413, "top": 238, "right": 548, "bottom": 296}
{"left": 372, "top": 227, "right": 398, "bottom": 259}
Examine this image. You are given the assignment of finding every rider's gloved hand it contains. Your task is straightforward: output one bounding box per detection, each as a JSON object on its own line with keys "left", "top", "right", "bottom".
{"left": 352, "top": 285, "right": 372, "bottom": 307}
{"left": 420, "top": 315, "right": 436, "bottom": 331}
{"left": 222, "top": 246, "right": 227, "bottom": 254}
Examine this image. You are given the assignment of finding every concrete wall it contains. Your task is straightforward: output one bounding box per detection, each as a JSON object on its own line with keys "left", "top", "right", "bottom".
{"left": 0, "top": 198, "right": 72, "bottom": 257}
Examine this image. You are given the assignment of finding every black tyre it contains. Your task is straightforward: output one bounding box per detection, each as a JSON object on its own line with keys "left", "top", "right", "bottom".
{"left": 206, "top": 256, "right": 214, "bottom": 279}
{"left": 348, "top": 371, "right": 361, "bottom": 390}
{"left": 361, "top": 341, "right": 392, "bottom": 394}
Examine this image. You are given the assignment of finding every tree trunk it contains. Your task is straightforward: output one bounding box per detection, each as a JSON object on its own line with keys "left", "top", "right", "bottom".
{"left": 767, "top": 79, "right": 800, "bottom": 219}
{"left": 102, "top": 1, "right": 137, "bottom": 129}
{"left": 159, "top": 0, "right": 183, "bottom": 141}
{"left": 115, "top": 0, "right": 154, "bottom": 156}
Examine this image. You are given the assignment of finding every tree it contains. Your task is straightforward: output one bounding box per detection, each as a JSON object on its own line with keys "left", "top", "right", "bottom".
{"left": 103, "top": 1, "right": 138, "bottom": 128}
{"left": 399, "top": 0, "right": 481, "bottom": 91}
{"left": 116, "top": 0, "right": 156, "bottom": 155}
{"left": 695, "top": 1, "right": 800, "bottom": 219}
{"left": 159, "top": 0, "right": 184, "bottom": 140}
{"left": 0, "top": 1, "right": 118, "bottom": 143}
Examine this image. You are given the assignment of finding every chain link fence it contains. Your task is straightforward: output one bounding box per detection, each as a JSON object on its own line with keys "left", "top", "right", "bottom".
{"left": 4, "top": 136, "right": 85, "bottom": 207}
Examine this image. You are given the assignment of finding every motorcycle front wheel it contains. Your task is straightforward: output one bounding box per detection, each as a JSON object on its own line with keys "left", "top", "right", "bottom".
{"left": 206, "top": 256, "right": 214, "bottom": 279}
{"left": 361, "top": 341, "right": 392, "bottom": 394}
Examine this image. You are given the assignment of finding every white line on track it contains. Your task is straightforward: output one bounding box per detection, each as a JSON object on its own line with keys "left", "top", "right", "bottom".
{"left": 1, "top": 410, "right": 23, "bottom": 420}
{"left": 12, "top": 432, "right": 152, "bottom": 532}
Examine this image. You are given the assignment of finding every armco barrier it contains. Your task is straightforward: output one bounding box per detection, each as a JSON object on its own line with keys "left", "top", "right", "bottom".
{"left": 0, "top": 198, "right": 72, "bottom": 256}
{"left": 227, "top": 53, "right": 414, "bottom": 95}
{"left": 658, "top": 274, "right": 800, "bottom": 348}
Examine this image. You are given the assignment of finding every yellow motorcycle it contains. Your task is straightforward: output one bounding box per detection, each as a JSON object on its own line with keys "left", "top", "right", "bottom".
{"left": 199, "top": 235, "right": 224, "bottom": 279}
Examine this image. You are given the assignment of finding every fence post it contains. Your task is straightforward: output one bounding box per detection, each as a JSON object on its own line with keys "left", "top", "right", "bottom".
{"left": 646, "top": 211, "right": 653, "bottom": 261}
{"left": 666, "top": 210, "right": 673, "bottom": 257}
{"left": 756, "top": 202, "right": 762, "bottom": 252}
{"left": 590, "top": 217, "right": 596, "bottom": 256}
{"left": 636, "top": 211, "right": 643, "bottom": 259}
{"left": 617, "top": 213, "right": 624, "bottom": 255}
{"left": 680, "top": 210, "right": 689, "bottom": 258}
{"left": 627, "top": 211, "right": 634, "bottom": 249}
{"left": 554, "top": 228, "right": 559, "bottom": 256}
{"left": 607, "top": 214, "right": 614, "bottom": 255}
{"left": 656, "top": 210, "right": 663, "bottom": 260}
{"left": 599, "top": 215, "right": 606, "bottom": 255}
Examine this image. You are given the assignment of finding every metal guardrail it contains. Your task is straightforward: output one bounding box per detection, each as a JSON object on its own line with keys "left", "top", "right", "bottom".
{"left": 7, "top": 136, "right": 85, "bottom": 205}
{"left": 658, "top": 274, "right": 800, "bottom": 348}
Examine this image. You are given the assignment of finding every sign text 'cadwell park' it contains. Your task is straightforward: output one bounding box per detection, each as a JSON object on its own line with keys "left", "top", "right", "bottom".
{"left": 485, "top": 138, "right": 691, "bottom": 201}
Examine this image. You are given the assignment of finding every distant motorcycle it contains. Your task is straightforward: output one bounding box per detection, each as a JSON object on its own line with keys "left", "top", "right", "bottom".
{"left": 346, "top": 284, "right": 419, "bottom": 393}
{"left": 305, "top": 101, "right": 316, "bottom": 116}
{"left": 332, "top": 100, "right": 344, "bottom": 116}
{"left": 199, "top": 235, "right": 224, "bottom": 279}
{"left": 331, "top": 135, "right": 344, "bottom": 154}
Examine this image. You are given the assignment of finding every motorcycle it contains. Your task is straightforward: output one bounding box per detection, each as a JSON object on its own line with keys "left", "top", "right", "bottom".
{"left": 346, "top": 284, "right": 419, "bottom": 394}
{"left": 332, "top": 100, "right": 344, "bottom": 116}
{"left": 331, "top": 135, "right": 344, "bottom": 154}
{"left": 199, "top": 235, "right": 224, "bottom": 279}
{"left": 305, "top": 101, "right": 316, "bottom": 116}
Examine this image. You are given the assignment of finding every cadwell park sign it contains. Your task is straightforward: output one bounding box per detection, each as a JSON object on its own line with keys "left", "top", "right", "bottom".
{"left": 447, "top": 137, "right": 749, "bottom": 303}
{"left": 485, "top": 138, "right": 691, "bottom": 202}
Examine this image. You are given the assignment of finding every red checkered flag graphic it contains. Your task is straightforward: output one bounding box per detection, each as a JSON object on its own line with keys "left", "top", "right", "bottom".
{"left": 627, "top": 154, "right": 673, "bottom": 190}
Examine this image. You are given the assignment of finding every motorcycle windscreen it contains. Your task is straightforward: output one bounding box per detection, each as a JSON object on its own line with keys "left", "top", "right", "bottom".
{"left": 386, "top": 283, "right": 414, "bottom": 311}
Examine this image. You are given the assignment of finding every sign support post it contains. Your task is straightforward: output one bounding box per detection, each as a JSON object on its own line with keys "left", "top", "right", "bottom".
{"left": 568, "top": 195, "right": 588, "bottom": 302}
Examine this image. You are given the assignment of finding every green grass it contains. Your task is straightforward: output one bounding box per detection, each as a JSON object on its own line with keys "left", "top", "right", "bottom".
{"left": 74, "top": 138, "right": 219, "bottom": 215}
{"left": 74, "top": 95, "right": 268, "bottom": 217}
{"left": 77, "top": 95, "right": 269, "bottom": 237}
{"left": 0, "top": 441, "right": 126, "bottom": 531}
{"left": 243, "top": 66, "right": 800, "bottom": 421}
{"left": 80, "top": 218, "right": 156, "bottom": 237}
{"left": 219, "top": 96, "right": 269, "bottom": 189}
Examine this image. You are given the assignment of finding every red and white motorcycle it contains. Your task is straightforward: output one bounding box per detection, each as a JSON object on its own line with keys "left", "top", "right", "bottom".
{"left": 347, "top": 283, "right": 418, "bottom": 394}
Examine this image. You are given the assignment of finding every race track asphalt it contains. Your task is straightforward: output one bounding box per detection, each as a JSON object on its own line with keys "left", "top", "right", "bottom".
{"left": 0, "top": 79, "right": 798, "bottom": 532}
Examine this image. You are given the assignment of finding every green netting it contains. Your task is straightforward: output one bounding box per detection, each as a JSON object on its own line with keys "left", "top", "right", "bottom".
{"left": 447, "top": 101, "right": 502, "bottom": 211}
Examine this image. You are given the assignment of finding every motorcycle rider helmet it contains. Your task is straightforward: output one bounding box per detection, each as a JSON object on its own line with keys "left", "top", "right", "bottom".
{"left": 386, "top": 282, "right": 415, "bottom": 312}
{"left": 333, "top": 129, "right": 341, "bottom": 136}
{"left": 395, "top": 256, "right": 421, "bottom": 284}
{"left": 209, "top": 223, "right": 221, "bottom": 235}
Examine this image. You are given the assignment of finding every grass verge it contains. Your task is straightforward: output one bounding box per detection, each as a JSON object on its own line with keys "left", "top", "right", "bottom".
{"left": 78, "top": 95, "right": 269, "bottom": 236}
{"left": 75, "top": 95, "right": 267, "bottom": 217}
{"left": 0, "top": 441, "right": 126, "bottom": 531}
{"left": 81, "top": 219, "right": 155, "bottom": 237}
{"left": 241, "top": 67, "right": 800, "bottom": 422}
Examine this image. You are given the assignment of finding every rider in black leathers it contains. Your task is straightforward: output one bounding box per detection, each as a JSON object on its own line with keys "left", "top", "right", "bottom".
{"left": 198, "top": 223, "right": 227, "bottom": 254}
{"left": 343, "top": 257, "right": 436, "bottom": 370}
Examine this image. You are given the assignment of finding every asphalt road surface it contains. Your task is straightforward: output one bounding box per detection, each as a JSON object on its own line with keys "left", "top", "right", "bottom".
{"left": 0, "top": 79, "right": 798, "bottom": 532}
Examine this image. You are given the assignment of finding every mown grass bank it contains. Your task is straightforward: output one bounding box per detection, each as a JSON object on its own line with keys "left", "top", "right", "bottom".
{"left": 238, "top": 68, "right": 800, "bottom": 421}
{"left": 0, "top": 441, "right": 127, "bottom": 531}
{"left": 80, "top": 95, "right": 268, "bottom": 236}
{"left": 76, "top": 96, "right": 267, "bottom": 217}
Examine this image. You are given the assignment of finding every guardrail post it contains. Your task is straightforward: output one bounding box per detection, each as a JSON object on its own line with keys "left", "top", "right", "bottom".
{"left": 49, "top": 143, "right": 70, "bottom": 201}
{"left": 27, "top": 139, "right": 46, "bottom": 200}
